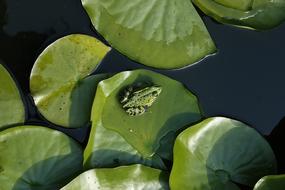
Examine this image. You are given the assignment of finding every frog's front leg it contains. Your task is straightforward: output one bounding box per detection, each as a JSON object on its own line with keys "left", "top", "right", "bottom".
{"left": 136, "top": 106, "right": 145, "bottom": 115}
{"left": 126, "top": 106, "right": 145, "bottom": 116}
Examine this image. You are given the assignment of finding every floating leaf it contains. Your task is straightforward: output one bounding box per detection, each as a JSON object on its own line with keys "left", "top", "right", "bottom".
{"left": 0, "top": 125, "right": 83, "bottom": 189}
{"left": 84, "top": 69, "right": 201, "bottom": 169}
{"left": 82, "top": 0, "right": 216, "bottom": 69}
{"left": 61, "top": 164, "right": 169, "bottom": 190}
{"left": 0, "top": 64, "right": 25, "bottom": 130}
{"left": 30, "top": 34, "right": 111, "bottom": 128}
{"left": 254, "top": 175, "right": 285, "bottom": 190}
{"left": 170, "top": 117, "right": 277, "bottom": 190}
{"left": 193, "top": 0, "right": 285, "bottom": 30}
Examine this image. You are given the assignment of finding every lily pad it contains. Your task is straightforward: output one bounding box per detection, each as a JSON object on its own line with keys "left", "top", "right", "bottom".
{"left": 170, "top": 117, "right": 277, "bottom": 190}
{"left": 254, "top": 175, "right": 285, "bottom": 190}
{"left": 84, "top": 69, "right": 201, "bottom": 169}
{"left": 30, "top": 34, "right": 111, "bottom": 128}
{"left": 61, "top": 164, "right": 169, "bottom": 190}
{"left": 83, "top": 114, "right": 166, "bottom": 170}
{"left": 82, "top": 0, "right": 216, "bottom": 69}
{"left": 192, "top": 0, "right": 285, "bottom": 30}
{"left": 0, "top": 125, "right": 83, "bottom": 190}
{"left": 0, "top": 64, "right": 25, "bottom": 130}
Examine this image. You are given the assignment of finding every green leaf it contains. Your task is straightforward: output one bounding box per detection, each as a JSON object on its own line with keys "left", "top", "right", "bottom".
{"left": 170, "top": 117, "right": 277, "bottom": 190}
{"left": 82, "top": 0, "right": 216, "bottom": 69}
{"left": 214, "top": 0, "right": 253, "bottom": 11}
{"left": 30, "top": 34, "right": 111, "bottom": 128}
{"left": 193, "top": 0, "right": 285, "bottom": 30}
{"left": 61, "top": 164, "right": 169, "bottom": 190}
{"left": 84, "top": 69, "right": 201, "bottom": 169}
{"left": 83, "top": 114, "right": 166, "bottom": 170}
{"left": 0, "top": 125, "right": 83, "bottom": 190}
{"left": 254, "top": 175, "right": 285, "bottom": 190}
{"left": 0, "top": 64, "right": 25, "bottom": 130}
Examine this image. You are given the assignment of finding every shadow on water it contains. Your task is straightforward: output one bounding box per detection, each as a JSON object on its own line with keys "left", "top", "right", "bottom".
{"left": 267, "top": 116, "right": 285, "bottom": 174}
{"left": 206, "top": 127, "right": 276, "bottom": 190}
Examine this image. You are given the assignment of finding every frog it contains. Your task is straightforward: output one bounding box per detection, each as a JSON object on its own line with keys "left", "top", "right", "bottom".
{"left": 120, "top": 85, "right": 162, "bottom": 116}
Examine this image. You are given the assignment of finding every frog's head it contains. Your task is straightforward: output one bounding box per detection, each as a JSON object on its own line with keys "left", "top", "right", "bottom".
{"left": 148, "top": 86, "right": 162, "bottom": 97}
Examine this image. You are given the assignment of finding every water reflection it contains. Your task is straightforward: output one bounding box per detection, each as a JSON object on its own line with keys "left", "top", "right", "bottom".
{"left": 171, "top": 17, "right": 285, "bottom": 135}
{"left": 0, "top": 31, "right": 47, "bottom": 92}
{"left": 0, "top": 0, "right": 6, "bottom": 26}
{"left": 1, "top": 0, "right": 91, "bottom": 36}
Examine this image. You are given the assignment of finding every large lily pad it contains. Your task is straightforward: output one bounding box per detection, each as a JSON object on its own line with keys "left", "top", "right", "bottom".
{"left": 193, "top": 0, "right": 285, "bottom": 30}
{"left": 61, "top": 164, "right": 169, "bottom": 190}
{"left": 0, "top": 125, "right": 83, "bottom": 190}
{"left": 84, "top": 69, "right": 201, "bottom": 169}
{"left": 170, "top": 117, "right": 277, "bottom": 190}
{"left": 253, "top": 175, "right": 285, "bottom": 190}
{"left": 0, "top": 64, "right": 25, "bottom": 130}
{"left": 30, "top": 34, "right": 111, "bottom": 128}
{"left": 82, "top": 0, "right": 216, "bottom": 69}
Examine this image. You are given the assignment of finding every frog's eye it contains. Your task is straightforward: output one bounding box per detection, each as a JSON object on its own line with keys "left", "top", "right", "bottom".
{"left": 125, "top": 91, "right": 131, "bottom": 97}
{"left": 127, "top": 87, "right": 133, "bottom": 92}
{"left": 152, "top": 92, "right": 159, "bottom": 97}
{"left": 120, "top": 96, "right": 128, "bottom": 103}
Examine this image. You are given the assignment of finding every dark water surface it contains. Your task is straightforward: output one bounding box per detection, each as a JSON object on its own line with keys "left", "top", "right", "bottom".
{"left": 0, "top": 0, "right": 285, "bottom": 183}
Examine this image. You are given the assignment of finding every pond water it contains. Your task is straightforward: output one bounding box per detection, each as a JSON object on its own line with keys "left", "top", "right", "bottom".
{"left": 0, "top": 0, "right": 285, "bottom": 185}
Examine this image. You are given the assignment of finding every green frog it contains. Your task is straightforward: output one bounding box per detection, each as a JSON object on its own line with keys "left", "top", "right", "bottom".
{"left": 120, "top": 85, "right": 162, "bottom": 116}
